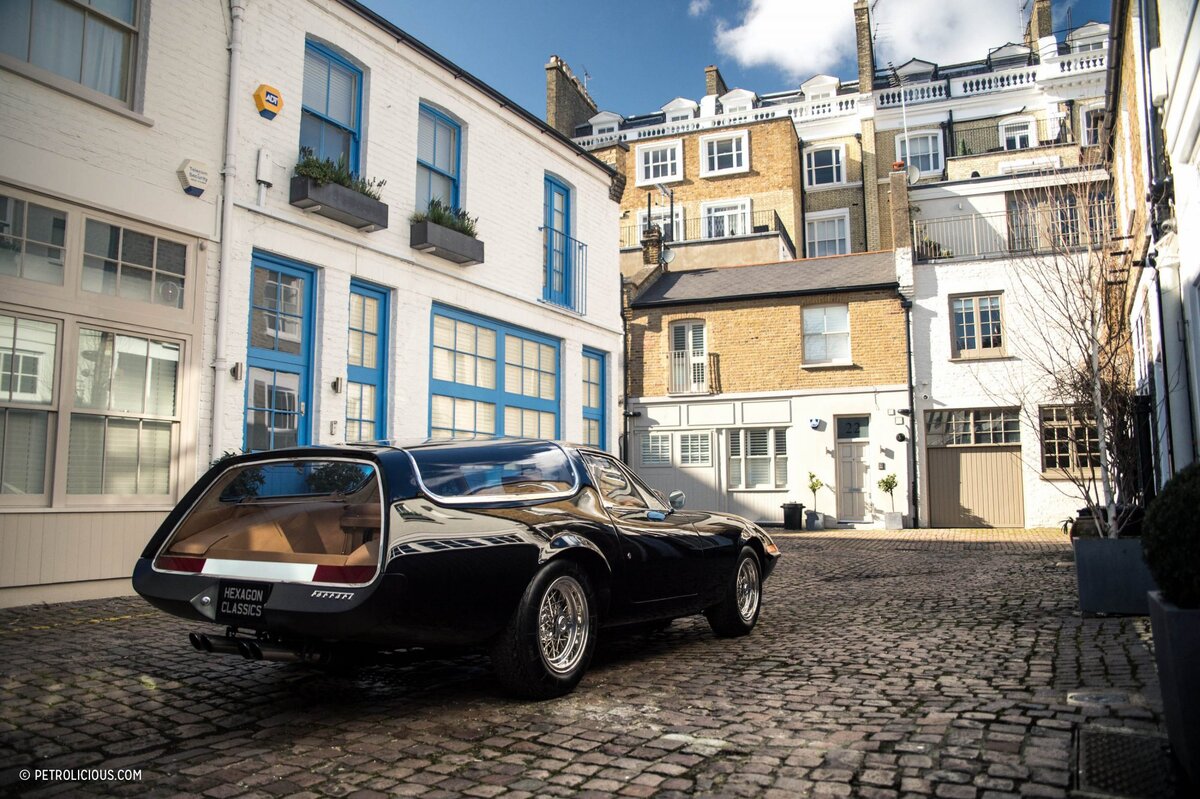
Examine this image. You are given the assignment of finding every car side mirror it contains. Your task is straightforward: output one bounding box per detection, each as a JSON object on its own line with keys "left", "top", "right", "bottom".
{"left": 669, "top": 490, "right": 686, "bottom": 510}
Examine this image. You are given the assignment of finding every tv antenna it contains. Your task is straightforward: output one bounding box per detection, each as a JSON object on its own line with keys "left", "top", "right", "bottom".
{"left": 581, "top": 65, "right": 591, "bottom": 92}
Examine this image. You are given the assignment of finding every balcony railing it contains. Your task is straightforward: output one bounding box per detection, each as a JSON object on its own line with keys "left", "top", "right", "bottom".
{"left": 878, "top": 81, "right": 949, "bottom": 108}
{"left": 540, "top": 227, "right": 587, "bottom": 314}
{"left": 670, "top": 350, "right": 713, "bottom": 394}
{"left": 621, "top": 209, "right": 794, "bottom": 253}
{"left": 912, "top": 202, "right": 1115, "bottom": 263}
{"left": 950, "top": 116, "right": 1073, "bottom": 158}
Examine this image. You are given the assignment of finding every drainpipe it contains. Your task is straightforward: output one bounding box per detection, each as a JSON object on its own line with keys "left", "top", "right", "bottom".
{"left": 212, "top": 0, "right": 247, "bottom": 463}
{"left": 901, "top": 296, "right": 918, "bottom": 527}
{"left": 855, "top": 133, "right": 867, "bottom": 250}
{"left": 797, "top": 138, "right": 807, "bottom": 257}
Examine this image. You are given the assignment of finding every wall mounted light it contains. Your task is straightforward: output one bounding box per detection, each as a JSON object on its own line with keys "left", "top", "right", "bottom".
{"left": 229, "top": 362, "right": 244, "bottom": 381}
{"left": 332, "top": 377, "right": 344, "bottom": 394}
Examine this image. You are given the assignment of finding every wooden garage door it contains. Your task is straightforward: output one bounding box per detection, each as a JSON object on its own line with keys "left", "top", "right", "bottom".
{"left": 928, "top": 446, "right": 1024, "bottom": 527}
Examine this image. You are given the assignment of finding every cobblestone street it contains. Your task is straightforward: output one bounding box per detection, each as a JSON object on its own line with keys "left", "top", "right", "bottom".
{"left": 0, "top": 530, "right": 1169, "bottom": 798}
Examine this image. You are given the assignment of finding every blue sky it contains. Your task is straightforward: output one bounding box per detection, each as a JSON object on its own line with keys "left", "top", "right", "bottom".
{"left": 362, "top": 0, "right": 1112, "bottom": 120}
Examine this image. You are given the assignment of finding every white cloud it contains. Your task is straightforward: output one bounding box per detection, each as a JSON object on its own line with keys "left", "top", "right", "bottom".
{"left": 713, "top": 0, "right": 1026, "bottom": 85}
{"left": 714, "top": 0, "right": 855, "bottom": 83}
{"left": 689, "top": 0, "right": 711, "bottom": 17}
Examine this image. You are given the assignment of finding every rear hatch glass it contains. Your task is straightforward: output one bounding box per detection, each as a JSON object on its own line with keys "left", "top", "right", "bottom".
{"left": 155, "top": 459, "right": 383, "bottom": 585}
{"left": 409, "top": 441, "right": 577, "bottom": 501}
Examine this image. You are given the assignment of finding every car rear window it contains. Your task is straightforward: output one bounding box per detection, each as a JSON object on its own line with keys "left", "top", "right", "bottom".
{"left": 157, "top": 459, "right": 383, "bottom": 574}
{"left": 408, "top": 441, "right": 577, "bottom": 501}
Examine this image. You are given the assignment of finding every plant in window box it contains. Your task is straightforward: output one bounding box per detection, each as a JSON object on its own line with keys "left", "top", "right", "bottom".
{"left": 877, "top": 473, "right": 902, "bottom": 530}
{"left": 289, "top": 148, "right": 389, "bottom": 232}
{"left": 409, "top": 198, "right": 485, "bottom": 265}
{"left": 806, "top": 472, "right": 824, "bottom": 531}
{"left": 1142, "top": 463, "right": 1200, "bottom": 786}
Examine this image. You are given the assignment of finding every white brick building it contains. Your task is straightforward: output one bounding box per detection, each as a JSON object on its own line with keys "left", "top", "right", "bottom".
{"left": 0, "top": 0, "right": 622, "bottom": 606}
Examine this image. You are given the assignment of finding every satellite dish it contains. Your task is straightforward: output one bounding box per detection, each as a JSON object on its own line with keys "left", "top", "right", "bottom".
{"left": 661, "top": 248, "right": 676, "bottom": 265}
{"left": 906, "top": 164, "right": 921, "bottom": 185}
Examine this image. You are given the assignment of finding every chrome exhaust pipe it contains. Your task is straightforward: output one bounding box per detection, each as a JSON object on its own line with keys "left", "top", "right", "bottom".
{"left": 250, "top": 642, "right": 313, "bottom": 663}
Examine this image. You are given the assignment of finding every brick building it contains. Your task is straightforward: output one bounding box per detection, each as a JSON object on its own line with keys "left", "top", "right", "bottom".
{"left": 554, "top": 0, "right": 1113, "bottom": 528}
{"left": 0, "top": 0, "right": 623, "bottom": 606}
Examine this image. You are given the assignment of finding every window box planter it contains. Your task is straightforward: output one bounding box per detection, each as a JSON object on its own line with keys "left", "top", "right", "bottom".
{"left": 289, "top": 175, "right": 389, "bottom": 232}
{"left": 410, "top": 220, "right": 485, "bottom": 266}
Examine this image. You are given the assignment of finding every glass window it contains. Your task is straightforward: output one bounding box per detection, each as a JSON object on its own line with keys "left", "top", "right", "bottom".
{"left": 416, "top": 104, "right": 460, "bottom": 211}
{"left": 346, "top": 282, "right": 387, "bottom": 442}
{"left": 300, "top": 41, "right": 361, "bottom": 168}
{"left": 636, "top": 141, "right": 682, "bottom": 185}
{"left": 640, "top": 432, "right": 671, "bottom": 467}
{"left": 898, "top": 133, "right": 942, "bottom": 174}
{"left": 412, "top": 440, "right": 576, "bottom": 500}
{"left": 584, "top": 452, "right": 660, "bottom": 509}
{"left": 803, "top": 305, "right": 850, "bottom": 364}
{"left": 1040, "top": 406, "right": 1100, "bottom": 471}
{"left": 637, "top": 207, "right": 683, "bottom": 242}
{"left": 728, "top": 427, "right": 787, "bottom": 489}
{"left": 951, "top": 294, "right": 1004, "bottom": 357}
{"left": 703, "top": 201, "right": 749, "bottom": 239}
{"left": 582, "top": 349, "right": 605, "bottom": 449}
{"left": 701, "top": 132, "right": 747, "bottom": 176}
{"left": 679, "top": 432, "right": 711, "bottom": 466}
{"left": 0, "top": 0, "right": 139, "bottom": 102}
{"left": 805, "top": 212, "right": 849, "bottom": 257}
{"left": 926, "top": 409, "right": 1020, "bottom": 447}
{"left": 67, "top": 327, "right": 179, "bottom": 495}
{"left": 1001, "top": 120, "right": 1032, "bottom": 151}
{"left": 0, "top": 314, "right": 58, "bottom": 496}
{"left": 669, "top": 321, "right": 707, "bottom": 394}
{"left": 0, "top": 194, "right": 67, "bottom": 285}
{"left": 805, "top": 147, "right": 843, "bottom": 186}
{"left": 82, "top": 219, "right": 187, "bottom": 307}
{"left": 429, "top": 307, "right": 558, "bottom": 440}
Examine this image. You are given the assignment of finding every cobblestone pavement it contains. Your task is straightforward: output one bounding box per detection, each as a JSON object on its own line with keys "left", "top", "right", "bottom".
{"left": 0, "top": 529, "right": 1169, "bottom": 798}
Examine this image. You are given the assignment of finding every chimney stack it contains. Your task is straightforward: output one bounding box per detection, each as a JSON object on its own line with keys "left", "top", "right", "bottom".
{"left": 545, "top": 55, "right": 598, "bottom": 137}
{"left": 853, "top": 1, "right": 876, "bottom": 91}
{"left": 704, "top": 65, "right": 729, "bottom": 97}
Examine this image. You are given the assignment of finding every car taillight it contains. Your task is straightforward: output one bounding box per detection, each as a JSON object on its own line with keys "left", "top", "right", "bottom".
{"left": 312, "top": 565, "right": 377, "bottom": 584}
{"left": 156, "top": 555, "right": 206, "bottom": 573}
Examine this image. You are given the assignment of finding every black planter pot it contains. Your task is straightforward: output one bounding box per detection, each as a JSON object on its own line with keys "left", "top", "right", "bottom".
{"left": 410, "top": 220, "right": 485, "bottom": 265}
{"left": 1072, "top": 537, "right": 1159, "bottom": 615}
{"left": 289, "top": 176, "right": 389, "bottom": 231}
{"left": 1148, "top": 591, "right": 1200, "bottom": 786}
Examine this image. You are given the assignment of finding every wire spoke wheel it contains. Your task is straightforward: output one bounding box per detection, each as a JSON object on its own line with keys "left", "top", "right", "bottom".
{"left": 735, "top": 556, "right": 760, "bottom": 623}
{"left": 537, "top": 575, "right": 590, "bottom": 675}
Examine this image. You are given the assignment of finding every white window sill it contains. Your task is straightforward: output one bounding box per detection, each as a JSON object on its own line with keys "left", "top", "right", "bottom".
{"left": 802, "top": 361, "right": 856, "bottom": 370}
{"left": 805, "top": 181, "right": 863, "bottom": 193}
{"left": 667, "top": 391, "right": 714, "bottom": 397}
{"left": 536, "top": 298, "right": 585, "bottom": 318}
{"left": 680, "top": 463, "right": 712, "bottom": 469}
{"left": 634, "top": 175, "right": 684, "bottom": 188}
{"left": 949, "top": 353, "right": 1012, "bottom": 363}
{"left": 700, "top": 165, "right": 751, "bottom": 179}
{"left": 728, "top": 488, "right": 788, "bottom": 493}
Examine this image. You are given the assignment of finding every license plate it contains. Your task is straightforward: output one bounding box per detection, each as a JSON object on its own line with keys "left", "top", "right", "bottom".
{"left": 215, "top": 580, "right": 272, "bottom": 624}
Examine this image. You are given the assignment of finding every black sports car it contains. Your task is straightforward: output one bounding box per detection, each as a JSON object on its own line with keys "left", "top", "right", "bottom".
{"left": 133, "top": 439, "right": 780, "bottom": 698}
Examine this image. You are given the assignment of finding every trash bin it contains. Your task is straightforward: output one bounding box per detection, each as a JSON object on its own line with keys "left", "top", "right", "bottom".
{"left": 781, "top": 502, "right": 805, "bottom": 530}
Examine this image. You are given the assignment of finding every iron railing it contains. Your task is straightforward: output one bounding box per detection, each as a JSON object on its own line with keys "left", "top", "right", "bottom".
{"left": 669, "top": 350, "right": 712, "bottom": 394}
{"left": 540, "top": 227, "right": 587, "bottom": 314}
{"left": 951, "top": 116, "right": 1074, "bottom": 158}
{"left": 621, "top": 208, "right": 794, "bottom": 254}
{"left": 912, "top": 201, "right": 1116, "bottom": 262}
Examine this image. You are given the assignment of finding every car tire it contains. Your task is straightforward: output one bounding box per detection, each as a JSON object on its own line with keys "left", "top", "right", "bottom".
{"left": 490, "top": 559, "right": 597, "bottom": 699}
{"left": 705, "top": 546, "right": 762, "bottom": 638}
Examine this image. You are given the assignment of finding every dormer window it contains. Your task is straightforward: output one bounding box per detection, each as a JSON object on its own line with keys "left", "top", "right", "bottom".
{"left": 668, "top": 113, "right": 693, "bottom": 123}
{"left": 595, "top": 124, "right": 616, "bottom": 135}
{"left": 724, "top": 104, "right": 749, "bottom": 115}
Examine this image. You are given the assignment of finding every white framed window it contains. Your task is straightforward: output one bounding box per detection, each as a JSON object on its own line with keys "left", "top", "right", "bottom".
{"left": 1081, "top": 106, "right": 1105, "bottom": 146}
{"left": 668, "top": 112, "right": 693, "bottom": 123}
{"left": 805, "top": 144, "right": 845, "bottom": 187}
{"left": 594, "top": 124, "right": 616, "bottom": 135}
{"left": 637, "top": 206, "right": 685, "bottom": 242}
{"left": 1000, "top": 116, "right": 1035, "bottom": 151}
{"left": 669, "top": 320, "right": 707, "bottom": 394}
{"left": 727, "top": 428, "right": 787, "bottom": 490}
{"left": 1074, "top": 40, "right": 1105, "bottom": 52}
{"left": 951, "top": 294, "right": 1005, "bottom": 358}
{"left": 635, "top": 139, "right": 683, "bottom": 187}
{"left": 701, "top": 198, "right": 750, "bottom": 239}
{"left": 724, "top": 103, "right": 750, "bottom": 115}
{"left": 1040, "top": 406, "right": 1099, "bottom": 472}
{"left": 699, "top": 131, "right": 749, "bottom": 177}
{"left": 926, "top": 408, "right": 1020, "bottom": 447}
{"left": 679, "top": 432, "right": 712, "bottom": 467}
{"left": 805, "top": 209, "right": 850, "bottom": 257}
{"left": 803, "top": 304, "right": 850, "bottom": 365}
{"left": 641, "top": 432, "right": 671, "bottom": 467}
{"left": 896, "top": 132, "right": 943, "bottom": 176}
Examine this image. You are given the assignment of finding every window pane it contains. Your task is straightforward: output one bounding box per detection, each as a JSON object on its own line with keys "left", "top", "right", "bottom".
{"left": 302, "top": 49, "right": 328, "bottom": 113}
{"left": 111, "top": 334, "right": 147, "bottom": 413}
{"left": 434, "top": 119, "right": 456, "bottom": 174}
{"left": 66, "top": 413, "right": 105, "bottom": 493}
{"left": 31, "top": 0, "right": 85, "bottom": 84}
{"left": 140, "top": 420, "right": 171, "bottom": 494}
{"left": 1, "top": 315, "right": 57, "bottom": 404}
{"left": 0, "top": 409, "right": 49, "bottom": 494}
{"left": 0, "top": 0, "right": 31, "bottom": 61}
{"left": 417, "top": 111, "right": 436, "bottom": 164}
{"left": 103, "top": 417, "right": 139, "bottom": 493}
{"left": 326, "top": 60, "right": 356, "bottom": 128}
{"left": 26, "top": 203, "right": 65, "bottom": 247}
{"left": 147, "top": 341, "right": 179, "bottom": 416}
{"left": 75, "top": 328, "right": 111, "bottom": 409}
{"left": 91, "top": 0, "right": 136, "bottom": 24}
{"left": 82, "top": 14, "right": 130, "bottom": 100}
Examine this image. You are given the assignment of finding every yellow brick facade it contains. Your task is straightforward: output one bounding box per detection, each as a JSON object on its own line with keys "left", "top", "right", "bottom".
{"left": 614, "top": 118, "right": 803, "bottom": 250}
{"left": 628, "top": 288, "right": 907, "bottom": 397}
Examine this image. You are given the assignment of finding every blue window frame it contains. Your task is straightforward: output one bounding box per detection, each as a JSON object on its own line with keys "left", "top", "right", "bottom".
{"left": 543, "top": 174, "right": 572, "bottom": 308}
{"left": 245, "top": 252, "right": 315, "bottom": 452}
{"left": 416, "top": 104, "right": 460, "bottom": 211}
{"left": 582, "top": 348, "right": 606, "bottom": 450}
{"left": 300, "top": 40, "right": 362, "bottom": 169}
{"left": 429, "top": 304, "right": 559, "bottom": 439}
{"left": 346, "top": 281, "right": 388, "bottom": 442}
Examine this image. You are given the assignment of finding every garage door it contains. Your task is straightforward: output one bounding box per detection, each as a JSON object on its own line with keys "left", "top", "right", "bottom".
{"left": 928, "top": 445, "right": 1025, "bottom": 527}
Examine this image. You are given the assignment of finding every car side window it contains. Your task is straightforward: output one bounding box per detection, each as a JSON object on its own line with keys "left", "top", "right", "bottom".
{"left": 582, "top": 453, "right": 666, "bottom": 511}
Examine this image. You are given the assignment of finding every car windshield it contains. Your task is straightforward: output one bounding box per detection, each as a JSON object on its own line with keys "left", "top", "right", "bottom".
{"left": 409, "top": 441, "right": 577, "bottom": 500}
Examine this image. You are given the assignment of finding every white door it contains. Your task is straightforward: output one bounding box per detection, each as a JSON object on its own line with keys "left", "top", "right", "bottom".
{"left": 836, "top": 416, "right": 870, "bottom": 522}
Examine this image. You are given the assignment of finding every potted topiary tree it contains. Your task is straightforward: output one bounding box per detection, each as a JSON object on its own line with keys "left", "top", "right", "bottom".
{"left": 806, "top": 472, "right": 824, "bottom": 531}
{"left": 1142, "top": 462, "right": 1200, "bottom": 786}
{"left": 878, "top": 473, "right": 902, "bottom": 530}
